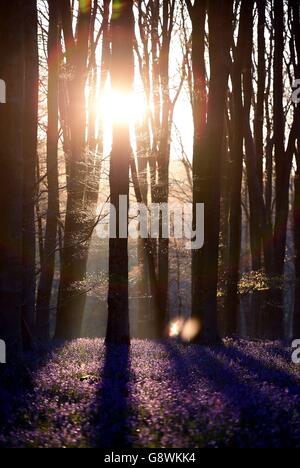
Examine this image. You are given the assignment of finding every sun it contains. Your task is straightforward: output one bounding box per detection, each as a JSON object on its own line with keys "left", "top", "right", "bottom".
{"left": 100, "top": 88, "right": 146, "bottom": 125}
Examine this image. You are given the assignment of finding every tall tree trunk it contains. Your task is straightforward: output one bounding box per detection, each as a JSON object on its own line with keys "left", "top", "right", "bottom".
{"left": 273, "top": 0, "right": 288, "bottom": 277}
{"left": 294, "top": 152, "right": 300, "bottom": 337}
{"left": 156, "top": 1, "right": 175, "bottom": 337}
{"left": 226, "top": 0, "right": 251, "bottom": 336}
{"left": 135, "top": 0, "right": 161, "bottom": 337}
{"left": 86, "top": 0, "right": 111, "bottom": 204}
{"left": 192, "top": 0, "right": 233, "bottom": 344}
{"left": 190, "top": 0, "right": 207, "bottom": 339}
{"left": 106, "top": 0, "right": 134, "bottom": 345}
{"left": 255, "top": 0, "right": 266, "bottom": 193}
{"left": 130, "top": 157, "right": 162, "bottom": 339}
{"left": 0, "top": 1, "right": 24, "bottom": 355}
{"left": 22, "top": 0, "right": 39, "bottom": 348}
{"left": 55, "top": 1, "right": 91, "bottom": 339}
{"left": 136, "top": 120, "right": 152, "bottom": 338}
{"left": 243, "top": 0, "right": 264, "bottom": 272}
{"left": 149, "top": 0, "right": 160, "bottom": 204}
{"left": 292, "top": 0, "right": 300, "bottom": 338}
{"left": 264, "top": 25, "right": 275, "bottom": 275}
{"left": 93, "top": 0, "right": 111, "bottom": 183}
{"left": 36, "top": 0, "right": 60, "bottom": 340}
{"left": 271, "top": 0, "right": 296, "bottom": 338}
{"left": 254, "top": 0, "right": 273, "bottom": 274}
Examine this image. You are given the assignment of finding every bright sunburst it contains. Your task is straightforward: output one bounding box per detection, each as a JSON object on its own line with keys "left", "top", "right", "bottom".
{"left": 100, "top": 89, "right": 146, "bottom": 125}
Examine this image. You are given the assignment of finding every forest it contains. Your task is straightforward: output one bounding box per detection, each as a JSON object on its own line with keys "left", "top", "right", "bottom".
{"left": 0, "top": 0, "right": 300, "bottom": 450}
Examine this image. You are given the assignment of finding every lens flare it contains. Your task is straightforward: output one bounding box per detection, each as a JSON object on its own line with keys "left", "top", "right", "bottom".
{"left": 181, "top": 319, "right": 201, "bottom": 342}
{"left": 169, "top": 319, "right": 184, "bottom": 338}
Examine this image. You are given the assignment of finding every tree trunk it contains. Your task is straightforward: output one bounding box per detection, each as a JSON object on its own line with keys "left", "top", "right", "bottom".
{"left": 292, "top": 0, "right": 300, "bottom": 338}
{"left": 155, "top": 1, "right": 174, "bottom": 337}
{"left": 0, "top": 1, "right": 24, "bottom": 355}
{"left": 106, "top": 0, "right": 134, "bottom": 345}
{"left": 225, "top": 0, "right": 252, "bottom": 336}
{"left": 242, "top": 0, "right": 264, "bottom": 273}
{"left": 22, "top": 0, "right": 39, "bottom": 348}
{"left": 192, "top": 0, "right": 233, "bottom": 344}
{"left": 254, "top": 0, "right": 266, "bottom": 193}
{"left": 190, "top": 0, "right": 207, "bottom": 339}
{"left": 55, "top": 1, "right": 91, "bottom": 339}
{"left": 294, "top": 152, "right": 300, "bottom": 337}
{"left": 271, "top": 0, "right": 296, "bottom": 338}
{"left": 36, "top": 0, "right": 60, "bottom": 340}
{"left": 273, "top": 0, "right": 288, "bottom": 278}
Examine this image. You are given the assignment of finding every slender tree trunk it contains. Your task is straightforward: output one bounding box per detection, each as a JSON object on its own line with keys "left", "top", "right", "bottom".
{"left": 265, "top": 20, "right": 274, "bottom": 247}
{"left": 192, "top": 0, "right": 233, "bottom": 344}
{"left": 264, "top": 30, "right": 275, "bottom": 275}
{"left": 106, "top": 0, "right": 134, "bottom": 345}
{"left": 294, "top": 152, "right": 300, "bottom": 337}
{"left": 135, "top": 120, "right": 152, "bottom": 338}
{"left": 255, "top": 0, "right": 266, "bottom": 192}
{"left": 253, "top": 0, "right": 273, "bottom": 280}
{"left": 36, "top": 0, "right": 60, "bottom": 340}
{"left": 226, "top": 0, "right": 251, "bottom": 336}
{"left": 273, "top": 0, "right": 288, "bottom": 277}
{"left": 86, "top": 0, "right": 111, "bottom": 204}
{"left": 36, "top": 157, "right": 45, "bottom": 266}
{"left": 149, "top": 0, "right": 160, "bottom": 204}
{"left": 135, "top": 0, "right": 160, "bottom": 336}
{"left": 292, "top": 0, "right": 300, "bottom": 337}
{"left": 130, "top": 157, "right": 158, "bottom": 339}
{"left": 271, "top": 0, "right": 296, "bottom": 338}
{"left": 55, "top": 1, "right": 91, "bottom": 339}
{"left": 242, "top": 1, "right": 264, "bottom": 273}
{"left": 190, "top": 0, "right": 207, "bottom": 338}
{"left": 155, "top": 1, "right": 174, "bottom": 337}
{"left": 22, "top": 0, "right": 39, "bottom": 348}
{"left": 0, "top": 1, "right": 24, "bottom": 355}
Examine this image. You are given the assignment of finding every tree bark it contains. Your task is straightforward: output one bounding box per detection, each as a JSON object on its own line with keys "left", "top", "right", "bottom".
{"left": 55, "top": 1, "right": 91, "bottom": 339}
{"left": 36, "top": 0, "right": 60, "bottom": 340}
{"left": 273, "top": 0, "right": 288, "bottom": 277}
{"left": 292, "top": 0, "right": 300, "bottom": 338}
{"left": 294, "top": 152, "right": 300, "bottom": 337}
{"left": 254, "top": 0, "right": 266, "bottom": 192}
{"left": 22, "top": 0, "right": 39, "bottom": 348}
{"left": 106, "top": 0, "right": 134, "bottom": 345}
{"left": 0, "top": 1, "right": 24, "bottom": 355}
{"left": 226, "top": 0, "right": 252, "bottom": 336}
{"left": 192, "top": 0, "right": 233, "bottom": 344}
{"left": 155, "top": 1, "right": 175, "bottom": 337}
{"left": 189, "top": 0, "right": 207, "bottom": 339}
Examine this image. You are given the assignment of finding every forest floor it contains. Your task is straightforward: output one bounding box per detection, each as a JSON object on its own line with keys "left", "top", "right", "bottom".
{"left": 0, "top": 339, "right": 300, "bottom": 448}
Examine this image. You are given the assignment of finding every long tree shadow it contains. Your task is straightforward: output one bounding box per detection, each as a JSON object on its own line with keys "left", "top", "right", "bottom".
{"left": 165, "top": 341, "right": 300, "bottom": 447}
{"left": 163, "top": 341, "right": 191, "bottom": 388}
{"left": 194, "top": 345, "right": 300, "bottom": 447}
{"left": 216, "top": 343, "right": 300, "bottom": 396}
{"left": 0, "top": 341, "right": 65, "bottom": 447}
{"left": 92, "top": 344, "right": 132, "bottom": 448}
